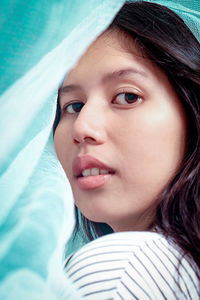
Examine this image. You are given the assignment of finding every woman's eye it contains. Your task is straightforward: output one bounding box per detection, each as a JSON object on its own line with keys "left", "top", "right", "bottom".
{"left": 114, "top": 93, "right": 141, "bottom": 105}
{"left": 64, "top": 102, "right": 84, "bottom": 114}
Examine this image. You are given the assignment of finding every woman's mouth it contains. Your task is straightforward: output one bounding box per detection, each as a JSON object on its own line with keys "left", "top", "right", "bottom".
{"left": 77, "top": 173, "right": 113, "bottom": 190}
{"left": 81, "top": 168, "right": 112, "bottom": 177}
{"left": 73, "top": 155, "right": 115, "bottom": 190}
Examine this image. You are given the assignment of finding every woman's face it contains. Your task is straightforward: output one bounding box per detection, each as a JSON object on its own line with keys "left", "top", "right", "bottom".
{"left": 54, "top": 31, "right": 187, "bottom": 232}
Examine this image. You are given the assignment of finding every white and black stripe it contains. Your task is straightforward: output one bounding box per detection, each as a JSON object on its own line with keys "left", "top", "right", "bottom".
{"left": 66, "top": 232, "right": 200, "bottom": 299}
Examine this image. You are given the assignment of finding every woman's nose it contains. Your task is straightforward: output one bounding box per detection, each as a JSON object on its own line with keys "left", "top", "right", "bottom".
{"left": 72, "top": 100, "right": 107, "bottom": 146}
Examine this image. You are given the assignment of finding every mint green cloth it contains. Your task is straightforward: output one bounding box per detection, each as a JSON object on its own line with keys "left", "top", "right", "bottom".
{"left": 0, "top": 1, "right": 199, "bottom": 299}
{"left": 0, "top": 1, "right": 124, "bottom": 299}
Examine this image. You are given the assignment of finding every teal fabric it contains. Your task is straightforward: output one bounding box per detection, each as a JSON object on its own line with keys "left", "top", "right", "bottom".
{"left": 0, "top": 1, "right": 125, "bottom": 299}
{"left": 147, "top": 0, "right": 200, "bottom": 41}
{"left": 0, "top": 0, "right": 199, "bottom": 299}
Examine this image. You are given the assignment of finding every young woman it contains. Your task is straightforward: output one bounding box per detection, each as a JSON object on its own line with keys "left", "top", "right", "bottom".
{"left": 54, "top": 1, "right": 200, "bottom": 298}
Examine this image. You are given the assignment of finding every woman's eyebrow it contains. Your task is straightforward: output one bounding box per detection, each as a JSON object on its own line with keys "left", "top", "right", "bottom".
{"left": 102, "top": 68, "right": 148, "bottom": 83}
{"left": 58, "top": 68, "right": 147, "bottom": 95}
{"left": 59, "top": 84, "right": 82, "bottom": 95}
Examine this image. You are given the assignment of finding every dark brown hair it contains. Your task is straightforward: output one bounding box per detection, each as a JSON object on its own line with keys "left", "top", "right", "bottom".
{"left": 54, "top": 1, "right": 200, "bottom": 268}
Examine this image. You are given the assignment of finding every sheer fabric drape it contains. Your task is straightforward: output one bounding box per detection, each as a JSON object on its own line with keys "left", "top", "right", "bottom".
{"left": 0, "top": 1, "right": 124, "bottom": 299}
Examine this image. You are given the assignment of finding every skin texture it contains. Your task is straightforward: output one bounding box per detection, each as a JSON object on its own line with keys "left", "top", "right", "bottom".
{"left": 54, "top": 31, "right": 187, "bottom": 232}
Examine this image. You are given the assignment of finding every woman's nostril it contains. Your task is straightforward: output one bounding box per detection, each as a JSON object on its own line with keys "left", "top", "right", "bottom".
{"left": 73, "top": 136, "right": 98, "bottom": 145}
{"left": 73, "top": 138, "right": 80, "bottom": 144}
{"left": 84, "top": 137, "right": 96, "bottom": 143}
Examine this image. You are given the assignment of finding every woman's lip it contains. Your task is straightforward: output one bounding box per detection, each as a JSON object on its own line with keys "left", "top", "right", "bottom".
{"left": 77, "top": 174, "right": 112, "bottom": 190}
{"left": 72, "top": 154, "right": 114, "bottom": 177}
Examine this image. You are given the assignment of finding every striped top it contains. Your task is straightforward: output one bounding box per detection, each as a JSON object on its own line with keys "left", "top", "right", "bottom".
{"left": 65, "top": 232, "right": 200, "bottom": 299}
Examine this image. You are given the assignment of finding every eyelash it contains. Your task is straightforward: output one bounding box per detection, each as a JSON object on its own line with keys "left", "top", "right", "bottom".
{"left": 114, "top": 92, "right": 141, "bottom": 105}
{"left": 63, "top": 102, "right": 84, "bottom": 114}
{"left": 62, "top": 92, "right": 142, "bottom": 114}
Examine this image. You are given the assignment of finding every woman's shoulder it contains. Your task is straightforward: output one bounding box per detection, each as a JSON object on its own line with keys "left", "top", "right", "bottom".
{"left": 66, "top": 231, "right": 196, "bottom": 270}
{"left": 66, "top": 232, "right": 200, "bottom": 299}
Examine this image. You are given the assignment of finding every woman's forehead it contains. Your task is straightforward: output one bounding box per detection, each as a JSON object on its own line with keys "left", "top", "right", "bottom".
{"left": 63, "top": 30, "right": 161, "bottom": 87}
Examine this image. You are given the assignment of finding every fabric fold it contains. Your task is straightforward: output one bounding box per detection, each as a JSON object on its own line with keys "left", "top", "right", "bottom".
{"left": 0, "top": 1, "right": 125, "bottom": 299}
